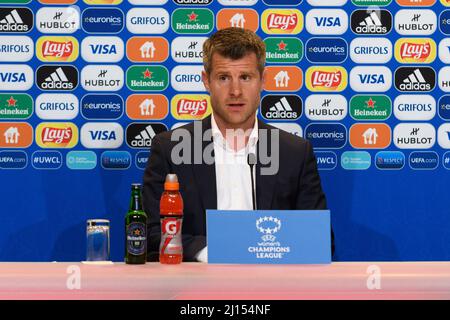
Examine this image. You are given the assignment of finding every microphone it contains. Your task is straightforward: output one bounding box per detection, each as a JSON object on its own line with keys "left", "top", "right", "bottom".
{"left": 247, "top": 153, "right": 257, "bottom": 210}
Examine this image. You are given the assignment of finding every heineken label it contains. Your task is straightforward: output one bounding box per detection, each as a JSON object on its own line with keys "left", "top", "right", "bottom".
{"left": 126, "top": 222, "right": 147, "bottom": 255}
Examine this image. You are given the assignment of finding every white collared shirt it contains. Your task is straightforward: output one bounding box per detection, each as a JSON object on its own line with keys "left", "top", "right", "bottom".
{"left": 196, "top": 113, "right": 259, "bottom": 262}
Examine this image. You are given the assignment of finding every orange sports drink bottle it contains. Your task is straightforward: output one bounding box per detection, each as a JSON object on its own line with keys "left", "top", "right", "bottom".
{"left": 159, "top": 174, "right": 183, "bottom": 264}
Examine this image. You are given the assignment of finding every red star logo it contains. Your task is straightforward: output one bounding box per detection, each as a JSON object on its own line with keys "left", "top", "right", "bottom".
{"left": 365, "top": 97, "right": 376, "bottom": 109}
{"left": 188, "top": 11, "right": 198, "bottom": 22}
{"left": 7, "top": 96, "right": 17, "bottom": 107}
{"left": 134, "top": 229, "right": 141, "bottom": 236}
{"left": 277, "top": 41, "right": 287, "bottom": 51}
{"left": 143, "top": 68, "right": 152, "bottom": 79}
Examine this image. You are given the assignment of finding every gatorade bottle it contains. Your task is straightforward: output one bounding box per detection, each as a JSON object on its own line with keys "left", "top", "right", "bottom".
{"left": 159, "top": 174, "right": 183, "bottom": 264}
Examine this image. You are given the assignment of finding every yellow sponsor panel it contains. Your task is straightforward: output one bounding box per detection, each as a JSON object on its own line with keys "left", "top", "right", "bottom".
{"left": 171, "top": 95, "right": 212, "bottom": 120}
{"left": 261, "top": 9, "right": 303, "bottom": 35}
{"left": 440, "top": 0, "right": 450, "bottom": 6}
{"left": 305, "top": 66, "right": 348, "bottom": 92}
{"left": 36, "top": 36, "right": 79, "bottom": 63}
{"left": 395, "top": 38, "right": 436, "bottom": 64}
{"left": 35, "top": 122, "right": 78, "bottom": 148}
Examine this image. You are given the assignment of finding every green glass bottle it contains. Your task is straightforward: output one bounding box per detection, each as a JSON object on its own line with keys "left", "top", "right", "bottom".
{"left": 125, "top": 183, "right": 147, "bottom": 264}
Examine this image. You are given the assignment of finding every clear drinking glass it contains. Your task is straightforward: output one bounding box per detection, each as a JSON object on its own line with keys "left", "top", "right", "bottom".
{"left": 86, "top": 219, "right": 110, "bottom": 261}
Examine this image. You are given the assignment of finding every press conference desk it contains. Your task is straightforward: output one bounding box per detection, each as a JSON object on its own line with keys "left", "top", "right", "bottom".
{"left": 0, "top": 262, "right": 449, "bottom": 300}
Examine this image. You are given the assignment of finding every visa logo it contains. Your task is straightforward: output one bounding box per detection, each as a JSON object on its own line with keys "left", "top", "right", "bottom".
{"left": 314, "top": 17, "right": 341, "bottom": 27}
{"left": 89, "top": 130, "right": 117, "bottom": 140}
{"left": 0, "top": 72, "right": 26, "bottom": 82}
{"left": 89, "top": 44, "right": 117, "bottom": 55}
{"left": 358, "top": 74, "right": 385, "bottom": 84}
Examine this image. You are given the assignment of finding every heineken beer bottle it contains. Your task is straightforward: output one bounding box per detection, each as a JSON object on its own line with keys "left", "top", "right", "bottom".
{"left": 125, "top": 183, "right": 147, "bottom": 264}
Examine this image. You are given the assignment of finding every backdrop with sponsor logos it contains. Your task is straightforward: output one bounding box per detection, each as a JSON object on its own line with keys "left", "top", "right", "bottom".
{"left": 0, "top": 0, "right": 449, "bottom": 262}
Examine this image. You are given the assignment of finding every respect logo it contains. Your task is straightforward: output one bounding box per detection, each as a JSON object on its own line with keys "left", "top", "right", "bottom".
{"left": 261, "top": 9, "right": 303, "bottom": 35}
{"left": 36, "top": 36, "right": 79, "bottom": 62}
{"left": 305, "top": 66, "right": 347, "bottom": 92}
{"left": 395, "top": 38, "right": 436, "bottom": 64}
{"left": 35, "top": 122, "right": 78, "bottom": 148}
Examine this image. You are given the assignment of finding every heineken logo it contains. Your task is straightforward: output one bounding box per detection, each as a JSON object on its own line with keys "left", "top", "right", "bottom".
{"left": 350, "top": 95, "right": 392, "bottom": 120}
{"left": 351, "top": 0, "right": 392, "bottom": 5}
{"left": 264, "top": 37, "right": 303, "bottom": 63}
{"left": 126, "top": 65, "right": 169, "bottom": 91}
{"left": 0, "top": 93, "right": 32, "bottom": 119}
{"left": 171, "top": 8, "right": 214, "bottom": 34}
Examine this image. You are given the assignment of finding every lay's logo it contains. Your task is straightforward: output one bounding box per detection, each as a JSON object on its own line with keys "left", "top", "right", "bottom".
{"left": 306, "top": 66, "right": 348, "bottom": 92}
{"left": 395, "top": 38, "right": 436, "bottom": 63}
{"left": 262, "top": 9, "right": 303, "bottom": 34}
{"left": 36, "top": 36, "right": 79, "bottom": 62}
{"left": 171, "top": 94, "right": 211, "bottom": 120}
{"left": 36, "top": 122, "right": 78, "bottom": 148}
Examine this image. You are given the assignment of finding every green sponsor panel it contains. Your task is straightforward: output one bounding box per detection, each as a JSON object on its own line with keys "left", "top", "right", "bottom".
{"left": 171, "top": 8, "right": 214, "bottom": 34}
{"left": 0, "top": 0, "right": 31, "bottom": 3}
{"left": 126, "top": 66, "right": 169, "bottom": 91}
{"left": 0, "top": 93, "right": 33, "bottom": 119}
{"left": 350, "top": 95, "right": 392, "bottom": 121}
{"left": 264, "top": 37, "right": 303, "bottom": 63}
{"left": 351, "top": 0, "right": 392, "bottom": 5}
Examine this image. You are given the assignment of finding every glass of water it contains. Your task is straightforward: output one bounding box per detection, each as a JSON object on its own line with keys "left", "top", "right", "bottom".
{"left": 86, "top": 219, "right": 110, "bottom": 261}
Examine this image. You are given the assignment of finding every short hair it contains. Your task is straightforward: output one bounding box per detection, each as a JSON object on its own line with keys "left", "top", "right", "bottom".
{"left": 203, "top": 27, "right": 266, "bottom": 76}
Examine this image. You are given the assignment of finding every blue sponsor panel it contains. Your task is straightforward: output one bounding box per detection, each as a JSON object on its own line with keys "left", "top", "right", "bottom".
{"left": 81, "top": 94, "right": 124, "bottom": 120}
{"left": 304, "top": 123, "right": 347, "bottom": 149}
{"left": 0, "top": 151, "right": 27, "bottom": 169}
{"left": 440, "top": 10, "right": 450, "bottom": 35}
{"left": 305, "top": 38, "right": 348, "bottom": 63}
{"left": 315, "top": 151, "right": 337, "bottom": 170}
{"left": 341, "top": 151, "right": 371, "bottom": 170}
{"left": 409, "top": 152, "right": 439, "bottom": 170}
{"left": 443, "top": 151, "right": 450, "bottom": 170}
{"left": 101, "top": 151, "right": 131, "bottom": 170}
{"left": 82, "top": 8, "right": 124, "bottom": 34}
{"left": 438, "top": 95, "right": 450, "bottom": 120}
{"left": 66, "top": 151, "right": 97, "bottom": 170}
{"left": 135, "top": 151, "right": 150, "bottom": 170}
{"left": 375, "top": 151, "right": 405, "bottom": 170}
{"left": 263, "top": 0, "right": 303, "bottom": 4}
{"left": 31, "top": 151, "right": 63, "bottom": 170}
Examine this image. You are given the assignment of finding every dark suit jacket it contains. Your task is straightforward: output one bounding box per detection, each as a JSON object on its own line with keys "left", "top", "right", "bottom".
{"left": 143, "top": 115, "right": 334, "bottom": 261}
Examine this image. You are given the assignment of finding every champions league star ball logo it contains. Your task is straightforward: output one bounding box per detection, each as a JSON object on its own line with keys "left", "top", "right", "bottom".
{"left": 256, "top": 216, "right": 281, "bottom": 242}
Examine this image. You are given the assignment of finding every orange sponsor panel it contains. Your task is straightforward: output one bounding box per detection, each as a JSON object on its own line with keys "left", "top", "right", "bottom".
{"left": 0, "top": 122, "right": 33, "bottom": 148}
{"left": 350, "top": 123, "right": 391, "bottom": 149}
{"left": 126, "top": 37, "right": 169, "bottom": 63}
{"left": 264, "top": 66, "right": 302, "bottom": 92}
{"left": 396, "top": 0, "right": 436, "bottom": 6}
{"left": 126, "top": 94, "right": 169, "bottom": 120}
{"left": 216, "top": 9, "right": 259, "bottom": 32}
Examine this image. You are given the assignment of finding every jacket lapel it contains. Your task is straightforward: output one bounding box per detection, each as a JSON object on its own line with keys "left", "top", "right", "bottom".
{"left": 256, "top": 120, "right": 277, "bottom": 210}
{"left": 191, "top": 116, "right": 217, "bottom": 211}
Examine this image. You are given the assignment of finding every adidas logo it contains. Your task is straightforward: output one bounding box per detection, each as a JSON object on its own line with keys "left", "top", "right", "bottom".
{"left": 42, "top": 67, "right": 73, "bottom": 90}
{"left": 0, "top": 8, "right": 31, "bottom": 32}
{"left": 261, "top": 95, "right": 301, "bottom": 120}
{"left": 352, "top": 10, "right": 390, "bottom": 35}
{"left": 399, "top": 69, "right": 430, "bottom": 91}
{"left": 132, "top": 125, "right": 156, "bottom": 148}
{"left": 396, "top": 68, "right": 435, "bottom": 92}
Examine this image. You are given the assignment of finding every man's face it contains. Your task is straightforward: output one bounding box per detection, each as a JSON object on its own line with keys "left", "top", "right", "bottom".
{"left": 202, "top": 52, "right": 265, "bottom": 130}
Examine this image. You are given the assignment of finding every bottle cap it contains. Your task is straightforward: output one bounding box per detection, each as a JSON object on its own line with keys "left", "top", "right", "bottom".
{"left": 131, "top": 183, "right": 141, "bottom": 190}
{"left": 164, "top": 174, "right": 179, "bottom": 191}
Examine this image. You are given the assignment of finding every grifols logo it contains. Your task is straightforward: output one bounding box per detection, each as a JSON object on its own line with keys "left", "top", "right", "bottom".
{"left": 177, "top": 98, "right": 207, "bottom": 116}
{"left": 311, "top": 70, "right": 342, "bottom": 88}
{"left": 41, "top": 126, "right": 72, "bottom": 144}
{"left": 267, "top": 13, "right": 297, "bottom": 30}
